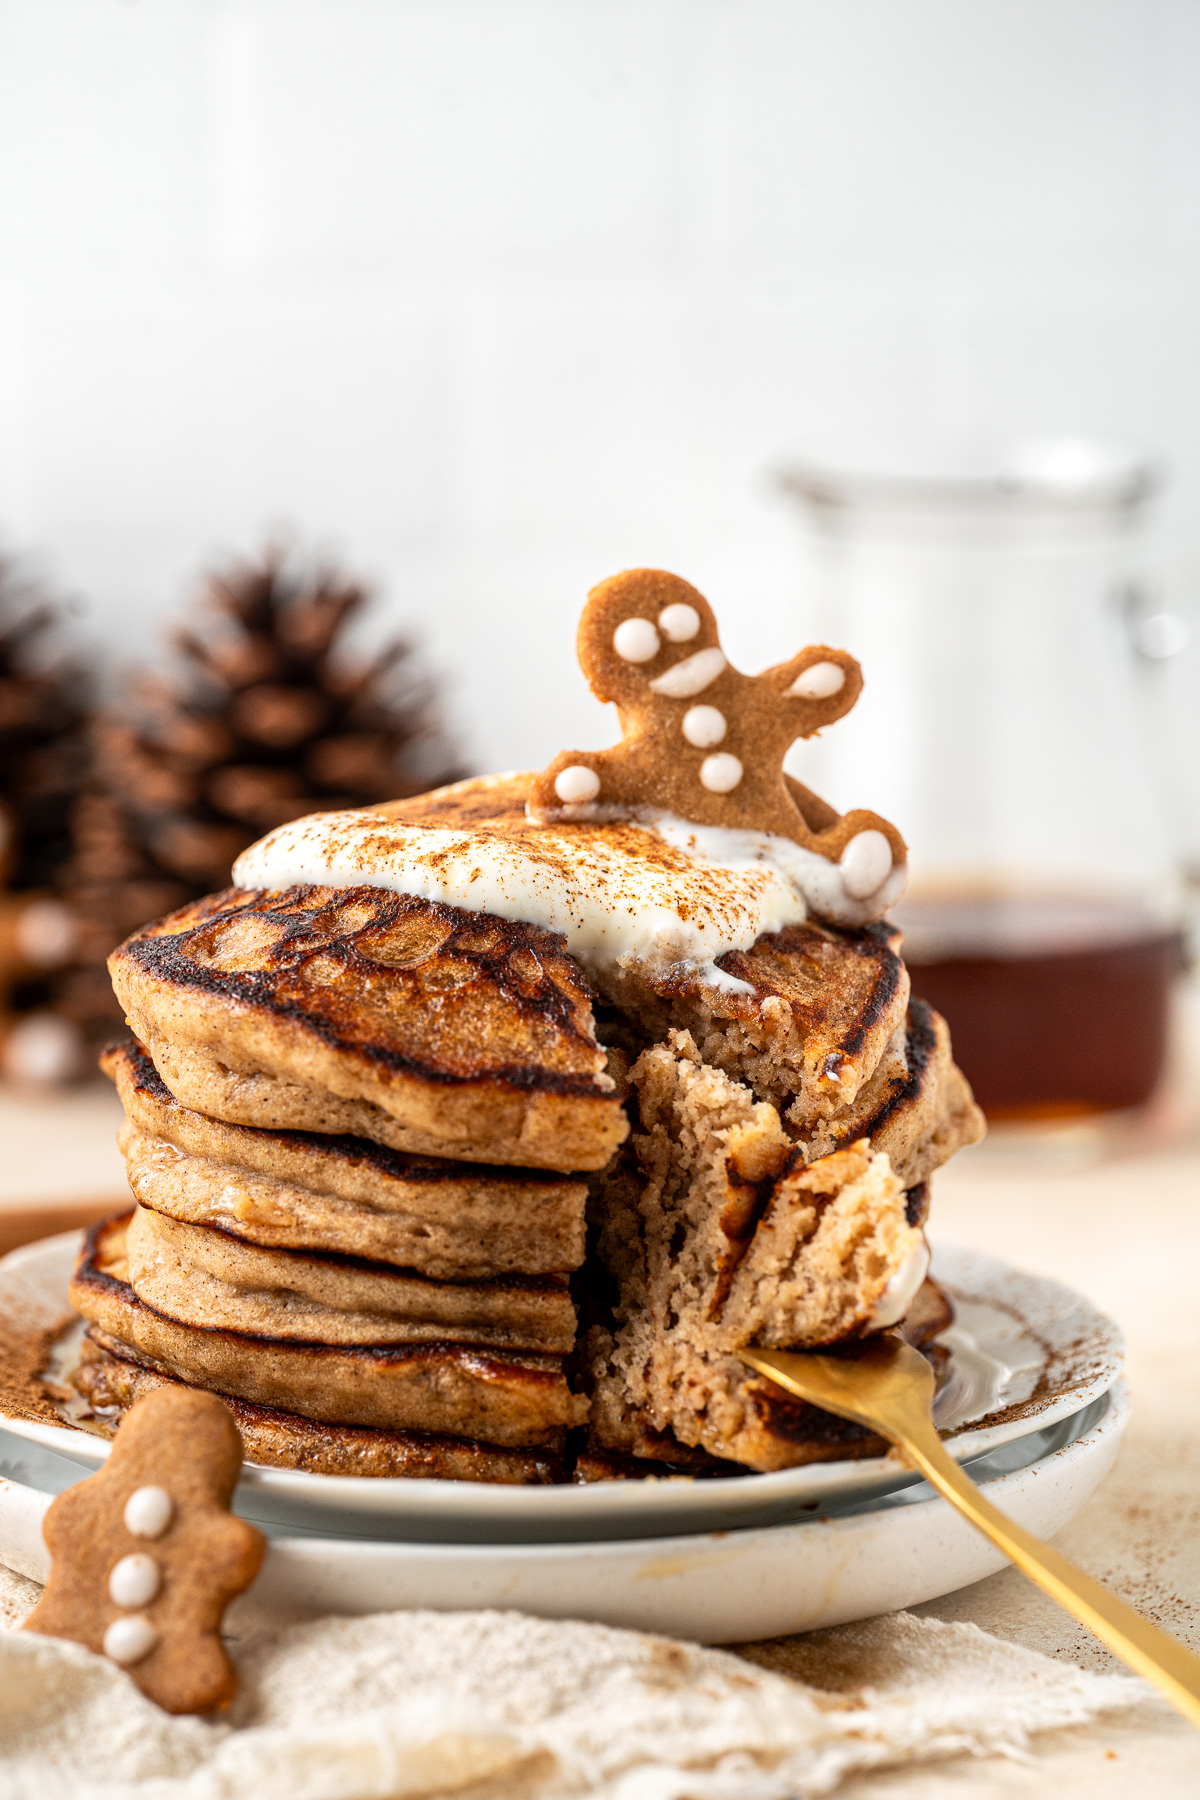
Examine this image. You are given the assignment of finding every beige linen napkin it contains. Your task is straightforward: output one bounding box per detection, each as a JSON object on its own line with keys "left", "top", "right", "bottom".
{"left": 0, "top": 1563, "right": 1156, "bottom": 1800}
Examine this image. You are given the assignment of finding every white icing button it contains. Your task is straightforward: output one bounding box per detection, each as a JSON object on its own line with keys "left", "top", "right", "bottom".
{"left": 789, "top": 660, "right": 846, "bottom": 700}
{"left": 682, "top": 705, "right": 727, "bottom": 748}
{"left": 108, "top": 1552, "right": 162, "bottom": 1610}
{"left": 613, "top": 617, "right": 660, "bottom": 663}
{"left": 700, "top": 753, "right": 743, "bottom": 793}
{"left": 648, "top": 647, "right": 727, "bottom": 699}
{"left": 553, "top": 765, "right": 601, "bottom": 804}
{"left": 123, "top": 1486, "right": 173, "bottom": 1539}
{"left": 840, "top": 829, "right": 893, "bottom": 899}
{"left": 103, "top": 1615, "right": 159, "bottom": 1667}
{"left": 658, "top": 602, "right": 701, "bottom": 643}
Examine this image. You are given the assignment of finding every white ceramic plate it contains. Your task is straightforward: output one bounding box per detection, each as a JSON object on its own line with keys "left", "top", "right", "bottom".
{"left": 0, "top": 1385, "right": 1129, "bottom": 1641}
{"left": 0, "top": 1231, "right": 1122, "bottom": 1542}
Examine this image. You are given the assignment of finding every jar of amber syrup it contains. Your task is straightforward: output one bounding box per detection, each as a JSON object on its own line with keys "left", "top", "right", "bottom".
{"left": 780, "top": 440, "right": 1191, "bottom": 1120}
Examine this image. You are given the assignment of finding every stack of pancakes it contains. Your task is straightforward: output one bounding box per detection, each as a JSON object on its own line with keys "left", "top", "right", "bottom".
{"left": 73, "top": 882, "right": 626, "bottom": 1482}
{"left": 72, "top": 775, "right": 983, "bottom": 1480}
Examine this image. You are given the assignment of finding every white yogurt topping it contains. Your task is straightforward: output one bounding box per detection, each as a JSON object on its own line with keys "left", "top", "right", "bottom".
{"left": 870, "top": 1238, "right": 931, "bottom": 1331}
{"left": 232, "top": 781, "right": 905, "bottom": 980}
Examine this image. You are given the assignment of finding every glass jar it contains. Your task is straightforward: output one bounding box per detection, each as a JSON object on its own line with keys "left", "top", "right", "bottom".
{"left": 779, "top": 440, "right": 1190, "bottom": 1120}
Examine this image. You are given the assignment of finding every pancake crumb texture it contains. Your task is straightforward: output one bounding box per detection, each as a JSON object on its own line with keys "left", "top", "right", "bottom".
{"left": 586, "top": 1030, "right": 959, "bottom": 1473}
{"left": 598, "top": 918, "right": 910, "bottom": 1127}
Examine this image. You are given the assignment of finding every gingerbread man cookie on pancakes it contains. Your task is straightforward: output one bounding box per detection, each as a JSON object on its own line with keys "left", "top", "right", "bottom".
{"left": 527, "top": 569, "right": 905, "bottom": 909}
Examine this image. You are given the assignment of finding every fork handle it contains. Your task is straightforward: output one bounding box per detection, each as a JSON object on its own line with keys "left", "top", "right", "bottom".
{"left": 898, "top": 1414, "right": 1200, "bottom": 1727}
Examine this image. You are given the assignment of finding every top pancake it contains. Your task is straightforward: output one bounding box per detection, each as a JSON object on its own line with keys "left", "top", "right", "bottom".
{"left": 110, "top": 775, "right": 934, "bottom": 1175}
{"left": 110, "top": 885, "right": 627, "bottom": 1173}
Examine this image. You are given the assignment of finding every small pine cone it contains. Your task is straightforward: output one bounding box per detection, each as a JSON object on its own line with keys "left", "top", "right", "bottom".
{"left": 53, "top": 965, "right": 126, "bottom": 1028}
{"left": 151, "top": 820, "right": 252, "bottom": 885}
{"left": 305, "top": 734, "right": 390, "bottom": 791}
{"left": 205, "top": 765, "right": 307, "bottom": 826}
{"left": 108, "top": 880, "right": 191, "bottom": 941}
{"left": 137, "top": 763, "right": 202, "bottom": 812}
{"left": 181, "top": 631, "right": 278, "bottom": 690}
{"left": 70, "top": 796, "right": 148, "bottom": 884}
{"left": 67, "top": 877, "right": 187, "bottom": 961}
{"left": 156, "top": 712, "right": 236, "bottom": 770}
{"left": 69, "top": 908, "right": 129, "bottom": 965}
{"left": 231, "top": 684, "right": 329, "bottom": 749}
{"left": 277, "top": 591, "right": 359, "bottom": 660}
{"left": 99, "top": 724, "right": 201, "bottom": 811}
{"left": 0, "top": 678, "right": 47, "bottom": 734}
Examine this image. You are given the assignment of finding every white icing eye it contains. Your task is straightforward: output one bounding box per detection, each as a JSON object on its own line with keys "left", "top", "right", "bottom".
{"left": 553, "top": 765, "right": 601, "bottom": 804}
{"left": 613, "top": 618, "right": 660, "bottom": 663}
{"left": 103, "top": 1615, "right": 159, "bottom": 1666}
{"left": 658, "top": 602, "right": 701, "bottom": 643}
{"left": 788, "top": 660, "right": 846, "bottom": 700}
{"left": 124, "top": 1486, "right": 173, "bottom": 1539}
{"left": 700, "top": 752, "right": 743, "bottom": 793}
{"left": 840, "top": 829, "right": 893, "bottom": 898}
{"left": 648, "top": 647, "right": 727, "bottom": 698}
{"left": 109, "top": 1553, "right": 161, "bottom": 1609}
{"left": 682, "top": 705, "right": 726, "bottom": 748}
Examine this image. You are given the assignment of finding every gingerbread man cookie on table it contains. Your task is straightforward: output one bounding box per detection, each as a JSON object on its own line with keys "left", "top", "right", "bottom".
{"left": 527, "top": 569, "right": 906, "bottom": 910}
{"left": 23, "top": 1385, "right": 264, "bottom": 1714}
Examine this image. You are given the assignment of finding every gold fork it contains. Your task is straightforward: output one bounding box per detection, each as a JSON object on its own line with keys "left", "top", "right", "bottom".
{"left": 740, "top": 1336, "right": 1200, "bottom": 1727}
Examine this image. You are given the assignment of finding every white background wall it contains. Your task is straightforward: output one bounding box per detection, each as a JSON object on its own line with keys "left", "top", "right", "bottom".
{"left": 1, "top": 0, "right": 1199, "bottom": 779}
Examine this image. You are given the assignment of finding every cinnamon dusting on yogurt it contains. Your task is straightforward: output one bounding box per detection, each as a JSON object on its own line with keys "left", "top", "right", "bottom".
{"left": 232, "top": 774, "right": 905, "bottom": 980}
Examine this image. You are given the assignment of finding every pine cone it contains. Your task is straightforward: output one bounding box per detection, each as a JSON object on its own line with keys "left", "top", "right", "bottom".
{"left": 0, "top": 557, "right": 93, "bottom": 1081}
{"left": 0, "top": 559, "right": 89, "bottom": 892}
{"left": 56, "top": 546, "right": 466, "bottom": 1056}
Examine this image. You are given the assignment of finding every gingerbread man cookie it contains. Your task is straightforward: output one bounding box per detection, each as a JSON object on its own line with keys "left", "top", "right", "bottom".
{"left": 527, "top": 569, "right": 905, "bottom": 901}
{"left": 23, "top": 1385, "right": 264, "bottom": 1713}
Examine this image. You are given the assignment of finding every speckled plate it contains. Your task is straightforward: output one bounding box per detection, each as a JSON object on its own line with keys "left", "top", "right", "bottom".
{"left": 0, "top": 1232, "right": 1122, "bottom": 1543}
{"left": 0, "top": 1387, "right": 1129, "bottom": 1641}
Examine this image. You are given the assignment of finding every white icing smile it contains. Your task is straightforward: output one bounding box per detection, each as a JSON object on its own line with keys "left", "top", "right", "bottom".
{"left": 647, "top": 646, "right": 727, "bottom": 698}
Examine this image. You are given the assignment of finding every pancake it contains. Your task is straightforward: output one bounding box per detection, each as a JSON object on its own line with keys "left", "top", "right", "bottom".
{"left": 72, "top": 1336, "right": 565, "bottom": 1484}
{"left": 233, "top": 776, "right": 910, "bottom": 1127}
{"left": 122, "top": 1203, "right": 575, "bottom": 1352}
{"left": 72, "top": 1217, "right": 585, "bottom": 1448}
{"left": 108, "top": 779, "right": 920, "bottom": 1176}
{"left": 108, "top": 884, "right": 627, "bottom": 1173}
{"left": 107, "top": 1041, "right": 587, "bottom": 1279}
